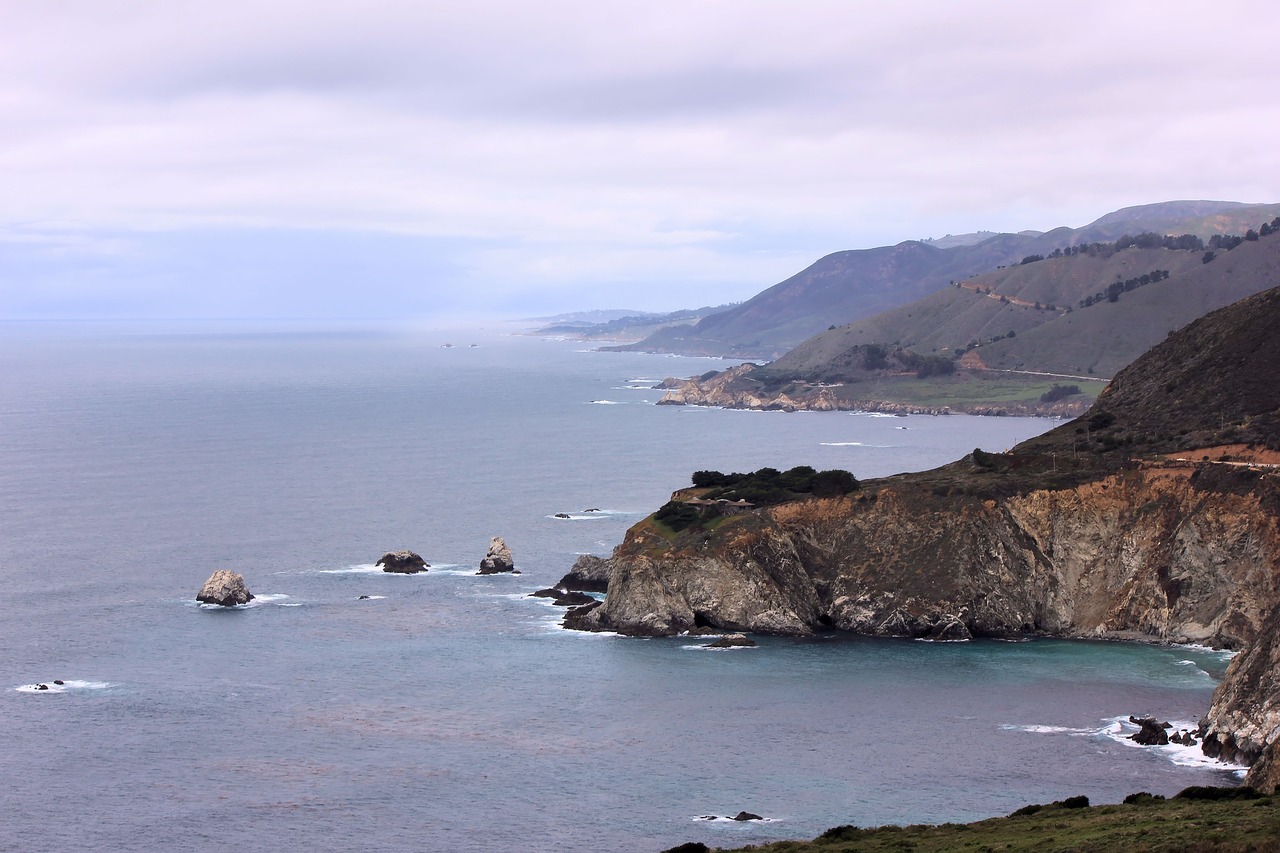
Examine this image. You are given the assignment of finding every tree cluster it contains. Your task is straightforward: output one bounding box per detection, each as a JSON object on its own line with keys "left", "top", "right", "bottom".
{"left": 691, "top": 465, "right": 860, "bottom": 505}
{"left": 1201, "top": 216, "right": 1280, "bottom": 261}
{"left": 1078, "top": 269, "right": 1170, "bottom": 308}
{"left": 1040, "top": 383, "right": 1081, "bottom": 403}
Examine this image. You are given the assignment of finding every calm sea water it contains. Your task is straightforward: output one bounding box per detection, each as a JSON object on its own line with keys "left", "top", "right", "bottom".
{"left": 0, "top": 322, "right": 1243, "bottom": 853}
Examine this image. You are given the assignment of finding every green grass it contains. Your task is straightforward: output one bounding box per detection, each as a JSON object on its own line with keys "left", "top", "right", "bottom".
{"left": 825, "top": 372, "right": 1106, "bottom": 409}
{"left": 678, "top": 794, "right": 1280, "bottom": 853}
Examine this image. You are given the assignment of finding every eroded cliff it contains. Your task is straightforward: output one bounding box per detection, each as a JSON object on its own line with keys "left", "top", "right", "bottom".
{"left": 568, "top": 457, "right": 1280, "bottom": 649}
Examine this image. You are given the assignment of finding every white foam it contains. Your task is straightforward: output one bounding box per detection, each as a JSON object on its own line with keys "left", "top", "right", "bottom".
{"left": 16, "top": 679, "right": 112, "bottom": 694}
{"left": 421, "top": 566, "right": 476, "bottom": 576}
{"left": 251, "top": 593, "right": 300, "bottom": 607}
{"left": 1009, "top": 715, "right": 1250, "bottom": 776}
{"left": 1177, "top": 643, "right": 1239, "bottom": 661}
{"left": 587, "top": 399, "right": 623, "bottom": 405}
{"left": 358, "top": 595, "right": 388, "bottom": 600}
{"left": 316, "top": 564, "right": 383, "bottom": 574}
{"left": 691, "top": 815, "right": 780, "bottom": 824}
{"left": 1001, "top": 723, "right": 1093, "bottom": 735}
{"left": 682, "top": 643, "right": 756, "bottom": 651}
{"left": 548, "top": 509, "right": 631, "bottom": 521}
{"left": 191, "top": 593, "right": 298, "bottom": 609}
{"left": 820, "top": 441, "right": 892, "bottom": 448}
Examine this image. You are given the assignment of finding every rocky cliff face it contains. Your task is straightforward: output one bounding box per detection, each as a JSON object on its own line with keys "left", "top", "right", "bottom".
{"left": 568, "top": 459, "right": 1280, "bottom": 648}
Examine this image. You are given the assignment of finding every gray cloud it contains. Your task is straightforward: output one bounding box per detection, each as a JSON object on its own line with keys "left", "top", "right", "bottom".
{"left": 2, "top": 0, "right": 1278, "bottom": 318}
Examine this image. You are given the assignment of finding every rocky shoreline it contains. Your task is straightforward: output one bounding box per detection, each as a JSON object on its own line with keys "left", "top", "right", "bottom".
{"left": 653, "top": 364, "right": 1093, "bottom": 417}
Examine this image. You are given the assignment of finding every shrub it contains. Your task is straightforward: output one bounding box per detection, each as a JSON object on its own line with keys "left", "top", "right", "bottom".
{"left": 1040, "top": 383, "right": 1081, "bottom": 403}
{"left": 654, "top": 501, "right": 704, "bottom": 532}
{"left": 817, "top": 824, "right": 861, "bottom": 841}
{"left": 1174, "top": 785, "right": 1263, "bottom": 801}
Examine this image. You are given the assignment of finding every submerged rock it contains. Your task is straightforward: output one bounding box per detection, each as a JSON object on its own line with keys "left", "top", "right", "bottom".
{"left": 705, "top": 633, "right": 756, "bottom": 648}
{"left": 196, "top": 570, "right": 254, "bottom": 607}
{"left": 478, "top": 537, "right": 516, "bottom": 574}
{"left": 731, "top": 811, "right": 763, "bottom": 822}
{"left": 377, "top": 550, "right": 429, "bottom": 574}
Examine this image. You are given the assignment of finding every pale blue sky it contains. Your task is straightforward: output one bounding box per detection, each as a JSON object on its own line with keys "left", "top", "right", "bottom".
{"left": 2, "top": 0, "right": 1278, "bottom": 320}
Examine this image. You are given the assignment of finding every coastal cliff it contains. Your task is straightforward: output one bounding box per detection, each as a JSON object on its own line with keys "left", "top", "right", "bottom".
{"left": 570, "top": 285, "right": 1280, "bottom": 785}
{"left": 568, "top": 459, "right": 1280, "bottom": 647}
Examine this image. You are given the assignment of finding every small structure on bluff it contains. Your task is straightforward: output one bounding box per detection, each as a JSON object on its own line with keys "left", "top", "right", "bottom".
{"left": 196, "top": 570, "right": 254, "bottom": 606}
{"left": 478, "top": 537, "right": 516, "bottom": 574}
{"left": 377, "top": 550, "right": 429, "bottom": 574}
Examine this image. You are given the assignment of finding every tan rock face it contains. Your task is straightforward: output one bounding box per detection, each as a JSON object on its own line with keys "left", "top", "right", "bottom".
{"left": 574, "top": 464, "right": 1280, "bottom": 649}
{"left": 196, "top": 570, "right": 254, "bottom": 607}
{"left": 478, "top": 536, "right": 516, "bottom": 574}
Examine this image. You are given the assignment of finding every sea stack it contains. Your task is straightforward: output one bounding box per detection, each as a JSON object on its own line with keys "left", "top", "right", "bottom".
{"left": 376, "top": 550, "right": 429, "bottom": 574}
{"left": 196, "top": 570, "right": 254, "bottom": 606}
{"left": 478, "top": 537, "right": 516, "bottom": 574}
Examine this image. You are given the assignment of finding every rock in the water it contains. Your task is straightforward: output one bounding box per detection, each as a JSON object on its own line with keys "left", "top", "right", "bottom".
{"left": 376, "top": 550, "right": 429, "bottom": 574}
{"left": 1129, "top": 716, "right": 1171, "bottom": 746}
{"left": 478, "top": 536, "right": 516, "bottom": 574}
{"left": 554, "top": 554, "right": 613, "bottom": 592}
{"left": 705, "top": 633, "right": 756, "bottom": 648}
{"left": 196, "top": 570, "right": 254, "bottom": 606}
{"left": 731, "top": 811, "right": 763, "bottom": 822}
{"left": 554, "top": 513, "right": 571, "bottom": 519}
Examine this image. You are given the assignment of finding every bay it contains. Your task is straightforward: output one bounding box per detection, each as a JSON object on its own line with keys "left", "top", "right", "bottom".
{"left": 0, "top": 322, "right": 1241, "bottom": 852}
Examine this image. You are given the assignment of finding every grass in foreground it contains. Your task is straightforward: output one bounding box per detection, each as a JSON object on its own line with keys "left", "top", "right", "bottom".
{"left": 666, "top": 789, "right": 1280, "bottom": 853}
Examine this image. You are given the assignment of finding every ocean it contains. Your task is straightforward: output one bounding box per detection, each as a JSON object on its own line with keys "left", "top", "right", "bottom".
{"left": 0, "top": 321, "right": 1244, "bottom": 852}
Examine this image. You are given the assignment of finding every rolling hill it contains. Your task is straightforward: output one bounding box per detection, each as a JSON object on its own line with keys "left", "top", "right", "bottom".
{"left": 607, "top": 200, "right": 1280, "bottom": 359}
{"left": 656, "top": 217, "right": 1280, "bottom": 414}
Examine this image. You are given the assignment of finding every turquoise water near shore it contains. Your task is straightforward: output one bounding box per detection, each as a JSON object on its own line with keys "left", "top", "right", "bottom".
{"left": 0, "top": 323, "right": 1243, "bottom": 852}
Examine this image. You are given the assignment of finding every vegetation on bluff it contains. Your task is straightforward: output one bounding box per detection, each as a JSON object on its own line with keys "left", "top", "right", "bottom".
{"left": 665, "top": 788, "right": 1280, "bottom": 853}
{"left": 654, "top": 466, "right": 860, "bottom": 532}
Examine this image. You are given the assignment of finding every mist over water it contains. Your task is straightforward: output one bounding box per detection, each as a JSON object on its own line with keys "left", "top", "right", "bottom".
{"left": 0, "top": 324, "right": 1242, "bottom": 852}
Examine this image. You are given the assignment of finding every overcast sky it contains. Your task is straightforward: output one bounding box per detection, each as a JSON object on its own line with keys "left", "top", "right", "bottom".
{"left": 2, "top": 0, "right": 1278, "bottom": 320}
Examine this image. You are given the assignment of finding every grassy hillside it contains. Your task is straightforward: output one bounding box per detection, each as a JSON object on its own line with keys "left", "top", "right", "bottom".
{"left": 772, "top": 222, "right": 1280, "bottom": 383}
{"left": 613, "top": 201, "right": 1280, "bottom": 359}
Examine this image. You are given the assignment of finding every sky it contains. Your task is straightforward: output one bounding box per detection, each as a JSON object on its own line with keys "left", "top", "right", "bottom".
{"left": 2, "top": 0, "right": 1278, "bottom": 321}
